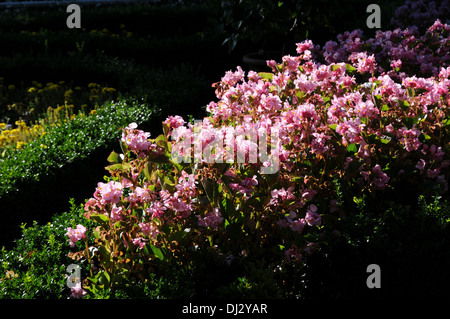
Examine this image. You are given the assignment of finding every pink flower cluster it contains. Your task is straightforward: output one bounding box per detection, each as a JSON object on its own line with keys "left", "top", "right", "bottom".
{"left": 321, "top": 19, "right": 450, "bottom": 78}
{"left": 121, "top": 122, "right": 156, "bottom": 157}
{"left": 197, "top": 207, "right": 224, "bottom": 229}
{"left": 390, "top": 0, "right": 450, "bottom": 32}
{"left": 94, "top": 181, "right": 123, "bottom": 205}
{"left": 66, "top": 224, "right": 87, "bottom": 247}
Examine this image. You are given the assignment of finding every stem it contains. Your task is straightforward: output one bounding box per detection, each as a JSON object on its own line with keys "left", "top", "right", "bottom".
{"left": 85, "top": 240, "right": 93, "bottom": 277}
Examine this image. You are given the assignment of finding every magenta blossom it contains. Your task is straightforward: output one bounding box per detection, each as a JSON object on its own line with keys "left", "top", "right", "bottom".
{"left": 66, "top": 224, "right": 87, "bottom": 247}
{"left": 305, "top": 204, "right": 322, "bottom": 226}
{"left": 70, "top": 282, "right": 87, "bottom": 299}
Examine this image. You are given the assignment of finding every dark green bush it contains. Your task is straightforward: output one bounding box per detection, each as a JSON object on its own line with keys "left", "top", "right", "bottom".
{"left": 0, "top": 199, "right": 89, "bottom": 298}
{"left": 302, "top": 189, "right": 450, "bottom": 299}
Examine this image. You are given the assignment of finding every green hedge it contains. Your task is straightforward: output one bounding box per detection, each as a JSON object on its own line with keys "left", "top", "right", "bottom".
{"left": 0, "top": 198, "right": 184, "bottom": 299}
{"left": 0, "top": 199, "right": 89, "bottom": 299}
{"left": 0, "top": 98, "right": 158, "bottom": 246}
{"left": 0, "top": 98, "right": 156, "bottom": 198}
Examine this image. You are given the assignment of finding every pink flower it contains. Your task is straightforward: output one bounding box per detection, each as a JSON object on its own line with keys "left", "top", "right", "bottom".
{"left": 294, "top": 73, "right": 317, "bottom": 94}
{"left": 282, "top": 55, "right": 300, "bottom": 72}
{"left": 270, "top": 187, "right": 295, "bottom": 205}
{"left": 285, "top": 245, "right": 302, "bottom": 263}
{"left": 397, "top": 127, "right": 422, "bottom": 152}
{"left": 311, "top": 132, "right": 330, "bottom": 155}
{"left": 290, "top": 218, "right": 306, "bottom": 233}
{"left": 296, "top": 40, "right": 314, "bottom": 55}
{"left": 121, "top": 124, "right": 152, "bottom": 156}
{"left": 146, "top": 200, "right": 167, "bottom": 219}
{"left": 132, "top": 237, "right": 147, "bottom": 250}
{"left": 305, "top": 204, "right": 321, "bottom": 226}
{"left": 197, "top": 207, "right": 223, "bottom": 228}
{"left": 95, "top": 181, "right": 123, "bottom": 205}
{"left": 70, "top": 282, "right": 87, "bottom": 299}
{"left": 297, "top": 102, "right": 318, "bottom": 122}
{"left": 164, "top": 115, "right": 186, "bottom": 129}
{"left": 259, "top": 93, "right": 282, "bottom": 112}
{"left": 372, "top": 164, "right": 390, "bottom": 190}
{"left": 349, "top": 51, "right": 377, "bottom": 74}
{"left": 336, "top": 117, "right": 365, "bottom": 144}
{"left": 110, "top": 204, "right": 123, "bottom": 222}
{"left": 66, "top": 224, "right": 87, "bottom": 247}
{"left": 221, "top": 66, "right": 245, "bottom": 87}
{"left": 127, "top": 186, "right": 151, "bottom": 203}
{"left": 391, "top": 59, "right": 402, "bottom": 69}
{"left": 84, "top": 198, "right": 99, "bottom": 212}
{"left": 416, "top": 159, "right": 426, "bottom": 173}
{"left": 175, "top": 171, "right": 197, "bottom": 197}
{"left": 139, "top": 222, "right": 160, "bottom": 239}
{"left": 427, "top": 168, "right": 440, "bottom": 179}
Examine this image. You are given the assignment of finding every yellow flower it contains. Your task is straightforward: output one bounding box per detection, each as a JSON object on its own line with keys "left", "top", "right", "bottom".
{"left": 90, "top": 109, "right": 97, "bottom": 115}
{"left": 8, "top": 84, "right": 15, "bottom": 90}
{"left": 0, "top": 123, "right": 6, "bottom": 130}
{"left": 15, "top": 120, "right": 26, "bottom": 127}
{"left": 28, "top": 87, "right": 37, "bottom": 93}
{"left": 88, "top": 83, "right": 98, "bottom": 88}
{"left": 16, "top": 141, "right": 25, "bottom": 149}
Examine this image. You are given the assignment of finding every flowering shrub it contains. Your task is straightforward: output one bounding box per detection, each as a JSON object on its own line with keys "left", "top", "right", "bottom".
{"left": 390, "top": 0, "right": 450, "bottom": 31}
{"left": 319, "top": 19, "right": 449, "bottom": 78}
{"left": 68, "top": 20, "right": 450, "bottom": 298}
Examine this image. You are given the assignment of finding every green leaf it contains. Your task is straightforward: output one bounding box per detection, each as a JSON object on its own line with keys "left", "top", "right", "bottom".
{"left": 148, "top": 154, "right": 170, "bottom": 164}
{"left": 404, "top": 116, "right": 418, "bottom": 129}
{"left": 105, "top": 163, "right": 131, "bottom": 172}
{"left": 107, "top": 151, "right": 120, "bottom": 163}
{"left": 220, "top": 197, "right": 235, "bottom": 220}
{"left": 90, "top": 213, "right": 110, "bottom": 224}
{"left": 347, "top": 143, "right": 358, "bottom": 153}
{"left": 258, "top": 72, "right": 273, "bottom": 80}
{"left": 381, "top": 104, "right": 389, "bottom": 112}
{"left": 330, "top": 64, "right": 342, "bottom": 71}
{"left": 168, "top": 230, "right": 187, "bottom": 243}
{"left": 154, "top": 134, "right": 167, "bottom": 148}
{"left": 419, "top": 133, "right": 431, "bottom": 143}
{"left": 442, "top": 117, "right": 450, "bottom": 126}
{"left": 329, "top": 124, "right": 337, "bottom": 131}
{"left": 100, "top": 271, "right": 111, "bottom": 286}
{"left": 150, "top": 245, "right": 164, "bottom": 261}
{"left": 143, "top": 162, "right": 152, "bottom": 180}
{"left": 345, "top": 63, "right": 357, "bottom": 73}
